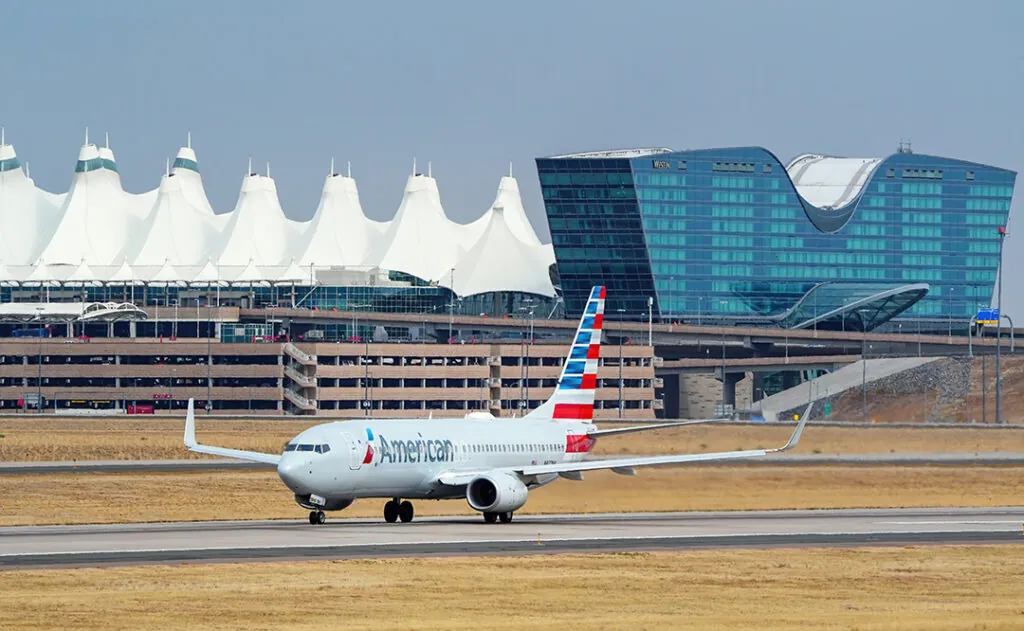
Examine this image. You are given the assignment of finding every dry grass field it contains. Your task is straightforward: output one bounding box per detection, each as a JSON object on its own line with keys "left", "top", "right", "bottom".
{"left": 2, "top": 546, "right": 1023, "bottom": 630}
{"left": 2, "top": 465, "right": 1021, "bottom": 526}
{"left": 1, "top": 416, "right": 1021, "bottom": 462}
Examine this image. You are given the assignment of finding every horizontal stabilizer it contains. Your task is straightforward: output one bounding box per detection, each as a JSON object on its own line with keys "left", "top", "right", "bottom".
{"left": 589, "top": 419, "right": 719, "bottom": 438}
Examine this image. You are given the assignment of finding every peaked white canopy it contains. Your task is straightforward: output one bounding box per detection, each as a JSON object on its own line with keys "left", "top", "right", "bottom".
{"left": 0, "top": 142, "right": 64, "bottom": 265}
{"left": 275, "top": 259, "right": 309, "bottom": 285}
{"left": 461, "top": 175, "right": 544, "bottom": 249}
{"left": 39, "top": 143, "right": 157, "bottom": 266}
{"left": 440, "top": 203, "right": 556, "bottom": 298}
{"left": 191, "top": 258, "right": 225, "bottom": 286}
{"left": 132, "top": 173, "right": 222, "bottom": 267}
{"left": 295, "top": 173, "right": 379, "bottom": 267}
{"left": 65, "top": 259, "right": 101, "bottom": 286}
{"left": 106, "top": 258, "right": 143, "bottom": 285}
{"left": 24, "top": 259, "right": 60, "bottom": 286}
{"left": 149, "top": 259, "right": 186, "bottom": 286}
{"left": 231, "top": 258, "right": 267, "bottom": 285}
{"left": 218, "top": 174, "right": 301, "bottom": 266}
{"left": 369, "top": 174, "right": 466, "bottom": 282}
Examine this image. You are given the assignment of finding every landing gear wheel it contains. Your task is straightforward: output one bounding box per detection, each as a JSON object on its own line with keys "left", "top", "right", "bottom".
{"left": 499, "top": 511, "right": 513, "bottom": 524}
{"left": 383, "top": 500, "right": 399, "bottom": 523}
{"left": 398, "top": 501, "right": 415, "bottom": 523}
{"left": 483, "top": 512, "right": 498, "bottom": 524}
{"left": 309, "top": 510, "right": 325, "bottom": 525}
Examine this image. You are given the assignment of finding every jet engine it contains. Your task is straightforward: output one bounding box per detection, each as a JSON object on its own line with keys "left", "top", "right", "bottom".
{"left": 294, "top": 494, "right": 354, "bottom": 512}
{"left": 466, "top": 472, "right": 529, "bottom": 513}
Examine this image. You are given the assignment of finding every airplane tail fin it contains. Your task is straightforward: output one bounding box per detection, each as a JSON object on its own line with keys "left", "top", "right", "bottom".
{"left": 525, "top": 286, "right": 605, "bottom": 422}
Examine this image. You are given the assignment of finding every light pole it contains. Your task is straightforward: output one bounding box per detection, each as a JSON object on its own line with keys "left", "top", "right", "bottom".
{"left": 35, "top": 306, "right": 44, "bottom": 413}
{"left": 947, "top": 287, "right": 953, "bottom": 343}
{"left": 615, "top": 308, "right": 625, "bottom": 418}
{"left": 862, "top": 336, "right": 868, "bottom": 417}
{"left": 448, "top": 268, "right": 455, "bottom": 344}
{"left": 995, "top": 225, "right": 1006, "bottom": 424}
{"left": 719, "top": 300, "right": 727, "bottom": 414}
{"left": 647, "top": 296, "right": 653, "bottom": 347}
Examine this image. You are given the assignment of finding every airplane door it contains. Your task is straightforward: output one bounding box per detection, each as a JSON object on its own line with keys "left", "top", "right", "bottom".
{"left": 346, "top": 434, "right": 364, "bottom": 471}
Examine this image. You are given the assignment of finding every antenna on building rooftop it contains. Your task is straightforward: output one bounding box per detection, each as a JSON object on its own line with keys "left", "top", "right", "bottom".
{"left": 187, "top": 131, "right": 192, "bottom": 149}
{"left": 428, "top": 161, "right": 432, "bottom": 177}
{"left": 347, "top": 161, "right": 351, "bottom": 178}
{"left": 412, "top": 157, "right": 417, "bottom": 176}
{"left": 509, "top": 161, "right": 513, "bottom": 178}
{"left": 897, "top": 138, "right": 913, "bottom": 154}
{"left": 266, "top": 161, "right": 271, "bottom": 178}
{"left": 165, "top": 157, "right": 170, "bottom": 176}
{"left": 25, "top": 161, "right": 30, "bottom": 178}
{"left": 247, "top": 157, "right": 252, "bottom": 176}
{"left": 1, "top": 126, "right": 5, "bottom": 145}
{"left": 330, "top": 157, "right": 335, "bottom": 176}
{"left": 105, "top": 132, "right": 110, "bottom": 149}
{"left": 85, "top": 127, "right": 89, "bottom": 146}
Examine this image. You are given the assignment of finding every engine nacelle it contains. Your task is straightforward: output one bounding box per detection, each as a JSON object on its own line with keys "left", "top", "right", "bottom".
{"left": 294, "top": 494, "right": 354, "bottom": 512}
{"left": 466, "top": 472, "right": 529, "bottom": 513}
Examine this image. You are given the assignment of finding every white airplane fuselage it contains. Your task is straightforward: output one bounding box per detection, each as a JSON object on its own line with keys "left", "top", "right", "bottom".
{"left": 277, "top": 416, "right": 595, "bottom": 505}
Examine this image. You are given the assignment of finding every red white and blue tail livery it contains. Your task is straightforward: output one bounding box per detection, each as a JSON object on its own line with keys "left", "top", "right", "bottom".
{"left": 529, "top": 285, "right": 604, "bottom": 422}
{"left": 184, "top": 286, "right": 809, "bottom": 525}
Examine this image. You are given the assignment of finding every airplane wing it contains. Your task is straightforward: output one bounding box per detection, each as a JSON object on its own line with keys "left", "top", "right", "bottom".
{"left": 588, "top": 419, "right": 720, "bottom": 438}
{"left": 183, "top": 398, "right": 281, "bottom": 465}
{"left": 435, "top": 405, "right": 809, "bottom": 486}
{"left": 521, "top": 410, "right": 807, "bottom": 477}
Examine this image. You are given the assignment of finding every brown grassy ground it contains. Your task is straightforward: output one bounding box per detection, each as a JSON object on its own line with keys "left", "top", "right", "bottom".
{"left": 1, "top": 547, "right": 1023, "bottom": 630}
{"left": 1, "top": 417, "right": 1021, "bottom": 461}
{"left": 2, "top": 466, "right": 1021, "bottom": 526}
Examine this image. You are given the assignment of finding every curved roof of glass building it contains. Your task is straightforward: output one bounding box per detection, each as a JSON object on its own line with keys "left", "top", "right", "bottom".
{"left": 778, "top": 282, "right": 930, "bottom": 332}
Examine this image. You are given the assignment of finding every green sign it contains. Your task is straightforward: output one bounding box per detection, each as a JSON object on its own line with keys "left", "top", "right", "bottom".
{"left": 824, "top": 401, "right": 832, "bottom": 417}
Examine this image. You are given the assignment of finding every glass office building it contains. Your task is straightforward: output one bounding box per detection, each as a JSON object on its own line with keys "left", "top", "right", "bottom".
{"left": 537, "top": 147, "right": 1016, "bottom": 331}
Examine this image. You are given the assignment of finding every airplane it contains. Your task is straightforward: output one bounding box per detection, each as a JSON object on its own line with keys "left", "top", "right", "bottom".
{"left": 185, "top": 286, "right": 809, "bottom": 525}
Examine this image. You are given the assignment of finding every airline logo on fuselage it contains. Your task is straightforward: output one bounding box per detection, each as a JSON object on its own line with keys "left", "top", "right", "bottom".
{"left": 376, "top": 434, "right": 455, "bottom": 464}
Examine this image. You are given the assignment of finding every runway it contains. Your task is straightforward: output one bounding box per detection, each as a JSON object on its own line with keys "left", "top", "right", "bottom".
{"left": 1, "top": 507, "right": 1021, "bottom": 568}
{"left": 5, "top": 452, "right": 1024, "bottom": 474}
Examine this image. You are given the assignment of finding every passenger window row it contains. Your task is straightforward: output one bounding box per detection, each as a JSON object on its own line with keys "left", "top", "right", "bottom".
{"left": 464, "top": 443, "right": 561, "bottom": 454}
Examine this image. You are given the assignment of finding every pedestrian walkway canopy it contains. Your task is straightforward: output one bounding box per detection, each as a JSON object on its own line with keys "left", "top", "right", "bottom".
{"left": 0, "top": 302, "right": 148, "bottom": 323}
{"left": 779, "top": 282, "right": 929, "bottom": 332}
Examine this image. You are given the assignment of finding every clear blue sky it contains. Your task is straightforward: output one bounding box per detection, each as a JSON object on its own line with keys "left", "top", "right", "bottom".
{"left": 4, "top": 1, "right": 1023, "bottom": 308}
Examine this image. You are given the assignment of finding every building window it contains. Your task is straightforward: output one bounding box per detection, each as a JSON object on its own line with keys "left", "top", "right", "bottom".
{"left": 886, "top": 168, "right": 895, "bottom": 178}
{"left": 677, "top": 160, "right": 687, "bottom": 170}
{"left": 763, "top": 164, "right": 772, "bottom": 173}
{"left": 966, "top": 171, "right": 975, "bottom": 181}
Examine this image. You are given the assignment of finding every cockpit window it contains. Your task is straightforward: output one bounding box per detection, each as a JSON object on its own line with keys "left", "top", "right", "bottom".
{"left": 284, "top": 443, "right": 297, "bottom": 452}
{"left": 297, "top": 444, "right": 315, "bottom": 452}
{"left": 320, "top": 444, "right": 331, "bottom": 453}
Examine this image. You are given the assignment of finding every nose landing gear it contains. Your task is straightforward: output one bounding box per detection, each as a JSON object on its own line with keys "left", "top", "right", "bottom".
{"left": 308, "top": 510, "right": 326, "bottom": 525}
{"left": 384, "top": 499, "right": 415, "bottom": 523}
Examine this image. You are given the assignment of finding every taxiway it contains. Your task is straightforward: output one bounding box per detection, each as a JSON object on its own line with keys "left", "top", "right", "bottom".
{"left": 1, "top": 507, "right": 1020, "bottom": 568}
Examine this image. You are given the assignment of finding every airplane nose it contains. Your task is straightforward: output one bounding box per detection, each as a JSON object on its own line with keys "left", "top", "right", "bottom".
{"left": 277, "top": 459, "right": 307, "bottom": 492}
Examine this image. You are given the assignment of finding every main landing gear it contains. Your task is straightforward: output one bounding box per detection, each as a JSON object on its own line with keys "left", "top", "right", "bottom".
{"left": 483, "top": 511, "right": 513, "bottom": 524}
{"left": 384, "top": 499, "right": 415, "bottom": 523}
{"left": 308, "top": 510, "right": 326, "bottom": 525}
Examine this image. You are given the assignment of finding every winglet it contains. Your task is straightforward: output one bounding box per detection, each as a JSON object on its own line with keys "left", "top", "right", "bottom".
{"left": 771, "top": 402, "right": 811, "bottom": 453}
{"left": 184, "top": 398, "right": 196, "bottom": 448}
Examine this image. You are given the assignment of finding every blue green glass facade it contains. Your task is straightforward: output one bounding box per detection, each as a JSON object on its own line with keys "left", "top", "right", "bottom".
{"left": 537, "top": 148, "right": 1016, "bottom": 327}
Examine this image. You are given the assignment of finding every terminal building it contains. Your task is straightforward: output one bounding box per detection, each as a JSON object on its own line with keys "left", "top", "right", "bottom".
{"left": 0, "top": 132, "right": 1016, "bottom": 418}
{"left": 0, "top": 132, "right": 657, "bottom": 418}
{"left": 537, "top": 145, "right": 1016, "bottom": 331}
